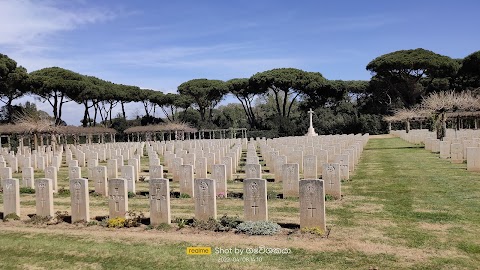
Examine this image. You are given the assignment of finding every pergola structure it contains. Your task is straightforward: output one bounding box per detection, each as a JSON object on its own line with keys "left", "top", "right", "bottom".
{"left": 124, "top": 123, "right": 247, "bottom": 141}
{"left": 385, "top": 110, "right": 480, "bottom": 132}
{"left": 0, "top": 124, "right": 117, "bottom": 151}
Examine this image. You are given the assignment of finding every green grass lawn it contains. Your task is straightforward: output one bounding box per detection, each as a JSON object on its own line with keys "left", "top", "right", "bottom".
{"left": 1, "top": 137, "right": 480, "bottom": 269}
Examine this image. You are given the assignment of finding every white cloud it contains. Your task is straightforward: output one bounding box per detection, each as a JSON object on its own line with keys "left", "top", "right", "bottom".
{"left": 107, "top": 43, "right": 255, "bottom": 66}
{"left": 0, "top": 0, "right": 114, "bottom": 48}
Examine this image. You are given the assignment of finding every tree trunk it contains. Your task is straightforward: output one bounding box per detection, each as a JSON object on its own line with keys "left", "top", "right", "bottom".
{"left": 53, "top": 96, "right": 59, "bottom": 125}
{"left": 121, "top": 102, "right": 126, "bottom": 119}
{"left": 82, "top": 102, "right": 89, "bottom": 127}
{"left": 282, "top": 90, "right": 288, "bottom": 117}
{"left": 272, "top": 90, "right": 282, "bottom": 116}
{"left": 57, "top": 95, "right": 64, "bottom": 126}
{"left": 6, "top": 98, "right": 13, "bottom": 123}
{"left": 93, "top": 103, "right": 98, "bottom": 126}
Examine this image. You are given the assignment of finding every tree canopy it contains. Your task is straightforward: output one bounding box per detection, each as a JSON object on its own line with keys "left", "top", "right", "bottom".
{"left": 458, "top": 50, "right": 480, "bottom": 89}
{"left": 250, "top": 68, "right": 326, "bottom": 118}
{"left": 366, "top": 48, "right": 459, "bottom": 108}
{"left": 3, "top": 47, "right": 480, "bottom": 138}
{"left": 0, "top": 53, "right": 29, "bottom": 123}
{"left": 227, "top": 78, "right": 263, "bottom": 129}
{"left": 177, "top": 79, "right": 228, "bottom": 125}
{"left": 29, "top": 67, "right": 87, "bottom": 125}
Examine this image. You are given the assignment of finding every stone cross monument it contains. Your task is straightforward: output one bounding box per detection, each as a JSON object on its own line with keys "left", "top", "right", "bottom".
{"left": 305, "top": 109, "right": 318, "bottom": 136}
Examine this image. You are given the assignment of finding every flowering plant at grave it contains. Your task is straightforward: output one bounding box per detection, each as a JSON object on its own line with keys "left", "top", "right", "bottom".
{"left": 217, "top": 192, "right": 225, "bottom": 198}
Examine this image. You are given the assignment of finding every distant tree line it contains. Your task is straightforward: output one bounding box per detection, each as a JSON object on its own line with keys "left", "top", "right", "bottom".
{"left": 1, "top": 48, "right": 479, "bottom": 137}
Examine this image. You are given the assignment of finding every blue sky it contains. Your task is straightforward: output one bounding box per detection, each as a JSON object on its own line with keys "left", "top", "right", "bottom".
{"left": 1, "top": 0, "right": 479, "bottom": 125}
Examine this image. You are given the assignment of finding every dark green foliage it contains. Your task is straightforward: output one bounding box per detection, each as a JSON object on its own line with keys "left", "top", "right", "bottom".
{"left": 124, "top": 211, "right": 145, "bottom": 227}
{"left": 86, "top": 221, "right": 98, "bottom": 226}
{"left": 19, "top": 187, "right": 35, "bottom": 194}
{"left": 366, "top": 48, "right": 459, "bottom": 109}
{"left": 457, "top": 50, "right": 480, "bottom": 89}
{"left": 174, "top": 217, "right": 187, "bottom": 229}
{"left": 6, "top": 48, "right": 480, "bottom": 138}
{"left": 0, "top": 53, "right": 29, "bottom": 123}
{"left": 191, "top": 216, "right": 239, "bottom": 232}
{"left": 54, "top": 211, "right": 69, "bottom": 223}
{"left": 26, "top": 215, "right": 51, "bottom": 225}
{"left": 179, "top": 193, "right": 191, "bottom": 198}
{"left": 218, "top": 214, "right": 241, "bottom": 229}
{"left": 29, "top": 67, "right": 88, "bottom": 125}
{"left": 249, "top": 68, "right": 326, "bottom": 124}
{"left": 56, "top": 186, "right": 70, "bottom": 196}
{"left": 178, "top": 78, "right": 228, "bottom": 125}
{"left": 227, "top": 78, "right": 263, "bottom": 129}
{"left": 325, "top": 194, "right": 335, "bottom": 201}
{"left": 267, "top": 190, "right": 280, "bottom": 199}
{"left": 3, "top": 213, "right": 20, "bottom": 221}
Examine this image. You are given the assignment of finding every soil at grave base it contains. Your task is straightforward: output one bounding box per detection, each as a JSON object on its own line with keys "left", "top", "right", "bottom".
{"left": 0, "top": 220, "right": 463, "bottom": 266}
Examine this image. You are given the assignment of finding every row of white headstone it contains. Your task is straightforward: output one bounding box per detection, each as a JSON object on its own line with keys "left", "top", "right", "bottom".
{"left": 1, "top": 177, "right": 329, "bottom": 230}
{"left": 392, "top": 129, "right": 480, "bottom": 171}
{"left": 1, "top": 134, "right": 369, "bottom": 231}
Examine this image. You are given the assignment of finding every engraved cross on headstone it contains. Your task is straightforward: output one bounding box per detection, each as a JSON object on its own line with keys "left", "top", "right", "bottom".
{"left": 155, "top": 187, "right": 163, "bottom": 212}
{"left": 114, "top": 187, "right": 119, "bottom": 212}
{"left": 183, "top": 170, "right": 189, "bottom": 187}
{"left": 74, "top": 182, "right": 81, "bottom": 214}
{"left": 307, "top": 203, "right": 316, "bottom": 217}
{"left": 96, "top": 177, "right": 103, "bottom": 189}
{"left": 287, "top": 166, "right": 294, "bottom": 188}
{"left": 250, "top": 182, "right": 259, "bottom": 215}
{"left": 306, "top": 183, "right": 316, "bottom": 217}
{"left": 200, "top": 181, "right": 209, "bottom": 214}
{"left": 251, "top": 201, "right": 259, "bottom": 215}
{"left": 39, "top": 182, "right": 46, "bottom": 209}
{"left": 329, "top": 179, "right": 335, "bottom": 188}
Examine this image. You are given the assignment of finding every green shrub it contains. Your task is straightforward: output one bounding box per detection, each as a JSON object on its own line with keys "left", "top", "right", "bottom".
{"left": 219, "top": 214, "right": 241, "bottom": 230}
{"left": 192, "top": 218, "right": 223, "bottom": 231}
{"left": 54, "top": 211, "right": 69, "bottom": 223}
{"left": 90, "top": 192, "right": 102, "bottom": 197}
{"left": 156, "top": 223, "right": 172, "bottom": 231}
{"left": 26, "top": 215, "right": 51, "bottom": 225}
{"left": 179, "top": 193, "right": 191, "bottom": 198}
{"left": 124, "top": 211, "right": 145, "bottom": 227}
{"left": 3, "top": 213, "right": 20, "bottom": 221}
{"left": 325, "top": 194, "right": 335, "bottom": 201}
{"left": 86, "top": 221, "right": 98, "bottom": 227}
{"left": 56, "top": 186, "right": 70, "bottom": 196}
{"left": 99, "top": 218, "right": 109, "bottom": 227}
{"left": 236, "top": 221, "right": 281, "bottom": 235}
{"left": 174, "top": 217, "right": 187, "bottom": 230}
{"left": 267, "top": 191, "right": 279, "bottom": 200}
{"left": 20, "top": 187, "right": 35, "bottom": 194}
{"left": 127, "top": 192, "right": 136, "bottom": 198}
